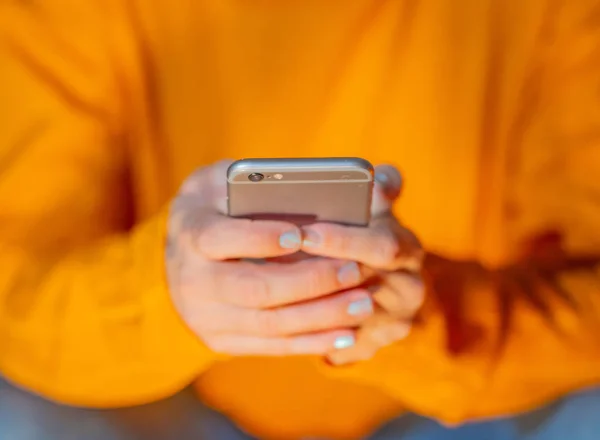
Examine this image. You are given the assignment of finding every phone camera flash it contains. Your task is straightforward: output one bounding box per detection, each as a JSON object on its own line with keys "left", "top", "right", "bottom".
{"left": 273, "top": 173, "right": 283, "bottom": 180}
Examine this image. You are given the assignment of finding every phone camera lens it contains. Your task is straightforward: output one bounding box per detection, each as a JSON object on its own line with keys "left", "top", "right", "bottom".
{"left": 248, "top": 173, "right": 264, "bottom": 182}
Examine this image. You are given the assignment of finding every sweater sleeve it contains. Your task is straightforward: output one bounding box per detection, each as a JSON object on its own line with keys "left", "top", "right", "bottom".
{"left": 0, "top": 0, "right": 215, "bottom": 407}
{"left": 319, "top": 0, "right": 600, "bottom": 424}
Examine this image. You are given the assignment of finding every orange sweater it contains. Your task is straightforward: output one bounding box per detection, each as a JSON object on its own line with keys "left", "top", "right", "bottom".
{"left": 1, "top": 0, "right": 599, "bottom": 438}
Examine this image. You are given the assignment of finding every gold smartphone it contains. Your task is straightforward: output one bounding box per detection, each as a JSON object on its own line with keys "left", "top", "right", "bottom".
{"left": 227, "top": 157, "right": 374, "bottom": 226}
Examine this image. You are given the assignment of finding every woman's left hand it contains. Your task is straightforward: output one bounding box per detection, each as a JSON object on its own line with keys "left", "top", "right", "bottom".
{"left": 300, "top": 165, "right": 425, "bottom": 365}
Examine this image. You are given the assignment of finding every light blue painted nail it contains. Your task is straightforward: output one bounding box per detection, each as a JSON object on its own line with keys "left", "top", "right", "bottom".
{"left": 347, "top": 297, "right": 373, "bottom": 316}
{"left": 333, "top": 335, "right": 355, "bottom": 350}
{"left": 279, "top": 231, "right": 301, "bottom": 249}
{"left": 375, "top": 171, "right": 389, "bottom": 186}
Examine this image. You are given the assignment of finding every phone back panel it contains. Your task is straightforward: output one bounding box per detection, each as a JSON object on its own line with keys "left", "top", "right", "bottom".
{"left": 227, "top": 158, "right": 373, "bottom": 226}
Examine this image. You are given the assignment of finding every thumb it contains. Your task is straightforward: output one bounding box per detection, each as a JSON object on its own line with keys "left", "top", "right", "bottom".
{"left": 371, "top": 165, "right": 403, "bottom": 217}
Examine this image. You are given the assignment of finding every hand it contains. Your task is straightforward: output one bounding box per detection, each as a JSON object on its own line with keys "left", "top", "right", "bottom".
{"left": 165, "top": 161, "right": 376, "bottom": 357}
{"left": 299, "top": 165, "right": 425, "bottom": 365}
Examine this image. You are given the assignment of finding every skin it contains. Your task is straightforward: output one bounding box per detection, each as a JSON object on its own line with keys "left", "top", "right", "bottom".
{"left": 166, "top": 160, "right": 424, "bottom": 362}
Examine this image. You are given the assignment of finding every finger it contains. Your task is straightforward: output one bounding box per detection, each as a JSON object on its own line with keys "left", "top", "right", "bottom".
{"left": 187, "top": 213, "right": 303, "bottom": 260}
{"left": 227, "top": 288, "right": 374, "bottom": 336}
{"left": 372, "top": 272, "right": 425, "bottom": 319}
{"left": 300, "top": 218, "right": 423, "bottom": 271}
{"left": 179, "top": 160, "right": 233, "bottom": 213}
{"left": 325, "top": 312, "right": 411, "bottom": 365}
{"left": 326, "top": 348, "right": 375, "bottom": 365}
{"left": 217, "top": 258, "right": 366, "bottom": 308}
{"left": 361, "top": 313, "right": 412, "bottom": 346}
{"left": 325, "top": 338, "right": 377, "bottom": 365}
{"left": 371, "top": 165, "right": 403, "bottom": 218}
{"left": 207, "top": 330, "right": 357, "bottom": 356}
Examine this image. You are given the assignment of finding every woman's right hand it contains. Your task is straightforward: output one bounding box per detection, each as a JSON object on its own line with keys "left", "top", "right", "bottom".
{"left": 165, "top": 161, "right": 375, "bottom": 356}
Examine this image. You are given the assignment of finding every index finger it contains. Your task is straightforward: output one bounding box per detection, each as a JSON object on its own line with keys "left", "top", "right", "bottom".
{"left": 300, "top": 217, "right": 423, "bottom": 271}
{"left": 181, "top": 211, "right": 304, "bottom": 260}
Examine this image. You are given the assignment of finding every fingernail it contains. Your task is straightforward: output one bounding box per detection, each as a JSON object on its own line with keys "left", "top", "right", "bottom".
{"left": 279, "top": 231, "right": 301, "bottom": 249}
{"left": 375, "top": 170, "right": 402, "bottom": 197}
{"left": 333, "top": 335, "right": 355, "bottom": 350}
{"left": 347, "top": 297, "right": 374, "bottom": 316}
{"left": 375, "top": 171, "right": 389, "bottom": 186}
{"left": 337, "top": 262, "right": 361, "bottom": 285}
{"left": 302, "top": 228, "right": 321, "bottom": 247}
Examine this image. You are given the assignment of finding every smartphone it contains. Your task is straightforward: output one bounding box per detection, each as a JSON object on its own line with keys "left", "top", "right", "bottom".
{"left": 227, "top": 157, "right": 374, "bottom": 226}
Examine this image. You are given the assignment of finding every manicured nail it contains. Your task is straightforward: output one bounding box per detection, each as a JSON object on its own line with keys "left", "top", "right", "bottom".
{"left": 375, "top": 169, "right": 402, "bottom": 197}
{"left": 374, "top": 171, "right": 389, "bottom": 186}
{"left": 279, "top": 231, "right": 301, "bottom": 249}
{"left": 333, "top": 335, "right": 355, "bottom": 350}
{"left": 337, "top": 262, "right": 361, "bottom": 285}
{"left": 347, "top": 297, "right": 374, "bottom": 316}
{"left": 302, "top": 228, "right": 321, "bottom": 247}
